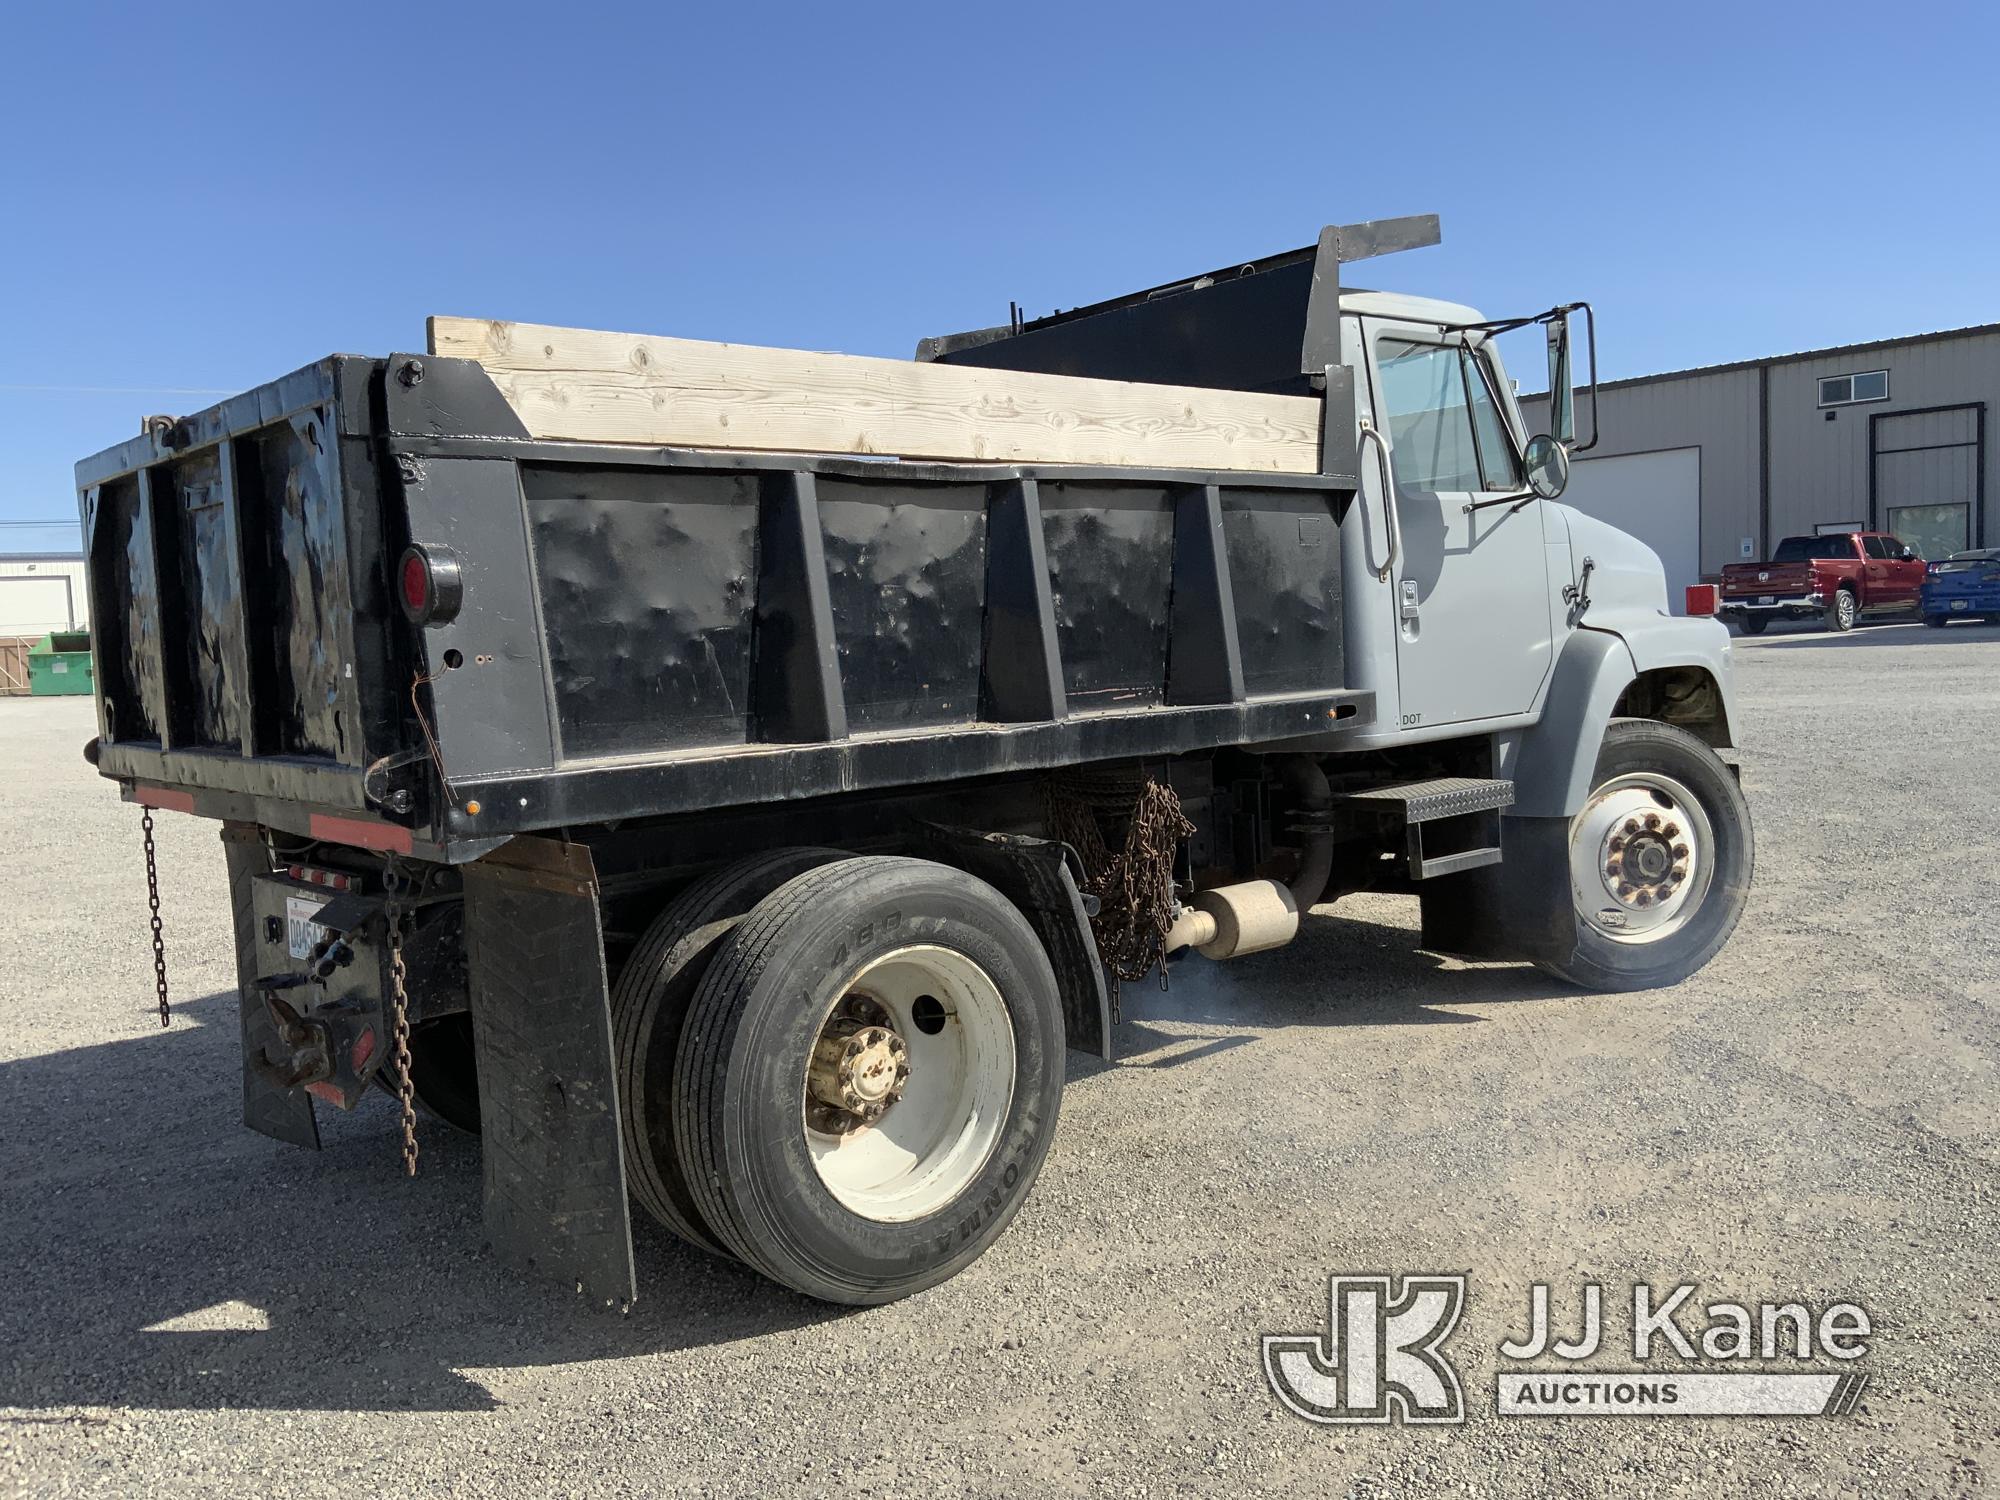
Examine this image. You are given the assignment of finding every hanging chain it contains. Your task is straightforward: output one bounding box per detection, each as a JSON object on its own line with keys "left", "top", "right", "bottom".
{"left": 1047, "top": 770, "right": 1195, "bottom": 988}
{"left": 140, "top": 809, "right": 170, "bottom": 1028}
{"left": 385, "top": 892, "right": 419, "bottom": 1176}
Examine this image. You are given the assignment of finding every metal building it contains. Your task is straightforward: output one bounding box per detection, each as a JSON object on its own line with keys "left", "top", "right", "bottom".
{"left": 1520, "top": 323, "right": 1998, "bottom": 599}
{"left": 0, "top": 552, "right": 90, "bottom": 636}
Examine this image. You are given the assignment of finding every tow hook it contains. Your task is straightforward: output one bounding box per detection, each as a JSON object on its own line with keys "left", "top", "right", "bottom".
{"left": 254, "top": 990, "right": 334, "bottom": 1089}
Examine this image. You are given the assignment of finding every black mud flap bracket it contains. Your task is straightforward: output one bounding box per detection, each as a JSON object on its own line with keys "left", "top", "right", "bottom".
{"left": 225, "top": 823, "right": 321, "bottom": 1150}
{"left": 917, "top": 824, "right": 1114, "bottom": 1062}
{"left": 461, "top": 836, "right": 637, "bottom": 1309}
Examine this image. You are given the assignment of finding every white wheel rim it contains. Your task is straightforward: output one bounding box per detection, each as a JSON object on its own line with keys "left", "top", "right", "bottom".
{"left": 1568, "top": 771, "right": 1715, "bottom": 945}
{"left": 804, "top": 945, "right": 1015, "bottom": 1223}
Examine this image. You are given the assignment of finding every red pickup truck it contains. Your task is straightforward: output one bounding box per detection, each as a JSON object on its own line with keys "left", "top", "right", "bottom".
{"left": 1719, "top": 532, "right": 1926, "bottom": 634}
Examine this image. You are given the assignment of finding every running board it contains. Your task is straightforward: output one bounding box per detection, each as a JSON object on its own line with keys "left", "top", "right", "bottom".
{"left": 1338, "top": 777, "right": 1515, "bottom": 881}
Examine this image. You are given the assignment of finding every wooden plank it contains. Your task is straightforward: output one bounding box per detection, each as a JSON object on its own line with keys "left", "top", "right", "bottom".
{"left": 427, "top": 316, "right": 1323, "bottom": 474}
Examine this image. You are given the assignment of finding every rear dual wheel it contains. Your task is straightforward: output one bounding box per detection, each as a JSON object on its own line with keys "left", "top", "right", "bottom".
{"left": 618, "top": 854, "right": 1063, "bottom": 1304}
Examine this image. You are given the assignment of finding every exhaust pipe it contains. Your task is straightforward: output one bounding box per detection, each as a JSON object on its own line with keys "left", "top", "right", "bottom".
{"left": 1166, "top": 757, "right": 1334, "bottom": 960}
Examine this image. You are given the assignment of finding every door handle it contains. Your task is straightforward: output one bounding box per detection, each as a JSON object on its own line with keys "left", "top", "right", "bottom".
{"left": 1357, "top": 419, "right": 1399, "bottom": 584}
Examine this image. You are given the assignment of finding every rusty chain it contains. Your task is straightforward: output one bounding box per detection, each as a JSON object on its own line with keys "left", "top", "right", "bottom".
{"left": 140, "top": 809, "right": 170, "bottom": 1028}
{"left": 385, "top": 892, "right": 419, "bottom": 1176}
{"left": 1047, "top": 770, "right": 1194, "bottom": 988}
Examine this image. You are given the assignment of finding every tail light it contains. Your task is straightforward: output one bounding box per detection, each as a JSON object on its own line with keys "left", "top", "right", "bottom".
{"left": 398, "top": 543, "right": 464, "bottom": 625}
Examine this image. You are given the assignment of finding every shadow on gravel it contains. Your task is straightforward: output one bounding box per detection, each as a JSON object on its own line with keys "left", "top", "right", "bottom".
{"left": 0, "top": 991, "right": 842, "bottom": 1415}
{"left": 1086, "top": 910, "right": 1581, "bottom": 1074}
{"left": 0, "top": 909, "right": 1582, "bottom": 1415}
{"left": 1740, "top": 622, "right": 2000, "bottom": 649}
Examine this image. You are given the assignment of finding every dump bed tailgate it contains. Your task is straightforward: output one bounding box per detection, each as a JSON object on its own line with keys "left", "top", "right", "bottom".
{"left": 77, "top": 358, "right": 408, "bottom": 823}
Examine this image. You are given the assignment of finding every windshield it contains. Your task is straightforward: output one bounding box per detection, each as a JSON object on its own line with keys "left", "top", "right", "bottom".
{"left": 1771, "top": 536, "right": 1854, "bottom": 562}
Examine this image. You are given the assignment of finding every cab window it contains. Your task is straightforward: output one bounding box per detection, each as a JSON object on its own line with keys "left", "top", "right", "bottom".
{"left": 1377, "top": 337, "right": 1519, "bottom": 492}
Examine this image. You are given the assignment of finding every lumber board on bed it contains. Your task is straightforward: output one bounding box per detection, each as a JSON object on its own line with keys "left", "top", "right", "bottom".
{"left": 427, "top": 316, "right": 1322, "bottom": 473}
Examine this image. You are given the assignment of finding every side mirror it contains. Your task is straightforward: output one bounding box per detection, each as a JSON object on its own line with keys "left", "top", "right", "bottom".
{"left": 1524, "top": 434, "right": 1570, "bottom": 500}
{"left": 1546, "top": 313, "right": 1576, "bottom": 448}
{"left": 1899, "top": 545, "right": 1918, "bottom": 561}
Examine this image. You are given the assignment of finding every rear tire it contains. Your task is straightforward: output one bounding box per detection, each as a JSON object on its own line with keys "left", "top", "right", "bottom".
{"left": 1737, "top": 615, "right": 1770, "bottom": 636}
{"left": 1825, "top": 588, "right": 1858, "bottom": 632}
{"left": 1537, "top": 719, "right": 1753, "bottom": 993}
{"left": 611, "top": 847, "right": 847, "bottom": 1255}
{"left": 676, "top": 857, "right": 1064, "bottom": 1305}
{"left": 1922, "top": 613, "right": 1948, "bottom": 629}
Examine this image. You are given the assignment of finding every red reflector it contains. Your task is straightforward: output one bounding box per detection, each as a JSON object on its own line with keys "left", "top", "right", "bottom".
{"left": 308, "top": 813, "right": 415, "bottom": 855}
{"left": 352, "top": 1027, "right": 377, "bottom": 1072}
{"left": 401, "top": 552, "right": 431, "bottom": 616}
{"left": 135, "top": 785, "right": 196, "bottom": 813}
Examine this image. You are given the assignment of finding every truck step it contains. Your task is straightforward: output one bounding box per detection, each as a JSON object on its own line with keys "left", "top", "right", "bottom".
{"left": 1336, "top": 777, "right": 1514, "bottom": 880}
{"left": 1339, "top": 777, "right": 1516, "bottom": 823}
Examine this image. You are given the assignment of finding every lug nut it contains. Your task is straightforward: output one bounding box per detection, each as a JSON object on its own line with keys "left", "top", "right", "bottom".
{"left": 1663, "top": 822, "right": 1679, "bottom": 838}
{"left": 1617, "top": 882, "right": 1635, "bottom": 899}
{"left": 1623, "top": 818, "right": 1641, "bottom": 835}
{"left": 1672, "top": 843, "right": 1688, "bottom": 859}
{"left": 1608, "top": 836, "right": 1626, "bottom": 854}
{"left": 1634, "top": 890, "right": 1653, "bottom": 906}
{"left": 1671, "top": 864, "right": 1687, "bottom": 882}
{"left": 1644, "top": 813, "right": 1662, "bottom": 831}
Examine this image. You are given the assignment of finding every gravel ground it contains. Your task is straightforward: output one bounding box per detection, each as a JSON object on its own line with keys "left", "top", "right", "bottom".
{"left": 3, "top": 621, "right": 1997, "bottom": 1499}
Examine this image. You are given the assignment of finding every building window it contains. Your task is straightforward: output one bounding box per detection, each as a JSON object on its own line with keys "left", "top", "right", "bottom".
{"left": 1818, "top": 370, "right": 1888, "bottom": 407}
{"left": 1886, "top": 502, "right": 1968, "bottom": 561}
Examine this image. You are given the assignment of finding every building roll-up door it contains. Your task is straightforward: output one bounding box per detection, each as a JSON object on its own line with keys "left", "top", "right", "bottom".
{"left": 1871, "top": 404, "right": 1983, "bottom": 560}
{"left": 1558, "top": 447, "right": 1702, "bottom": 605}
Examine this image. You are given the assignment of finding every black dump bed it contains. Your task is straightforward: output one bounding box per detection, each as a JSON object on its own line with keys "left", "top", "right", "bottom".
{"left": 74, "top": 219, "right": 1440, "bottom": 856}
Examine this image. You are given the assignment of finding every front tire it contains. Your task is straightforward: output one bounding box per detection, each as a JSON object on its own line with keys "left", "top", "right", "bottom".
{"left": 1538, "top": 719, "right": 1753, "bottom": 992}
{"left": 1825, "top": 588, "right": 1858, "bottom": 632}
{"left": 1922, "top": 613, "right": 1948, "bottom": 629}
{"left": 676, "top": 857, "right": 1064, "bottom": 1305}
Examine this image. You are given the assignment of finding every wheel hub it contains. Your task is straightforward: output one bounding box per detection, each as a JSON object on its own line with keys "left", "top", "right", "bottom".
{"left": 806, "top": 996, "right": 911, "bottom": 1133}
{"left": 1569, "top": 774, "right": 1714, "bottom": 944}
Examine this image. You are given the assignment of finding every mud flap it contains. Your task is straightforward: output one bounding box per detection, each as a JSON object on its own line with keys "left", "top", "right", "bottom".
{"left": 917, "top": 824, "right": 1114, "bottom": 1061}
{"left": 1418, "top": 814, "right": 1579, "bottom": 966}
{"left": 461, "top": 837, "right": 637, "bottom": 1308}
{"left": 223, "top": 823, "right": 321, "bottom": 1149}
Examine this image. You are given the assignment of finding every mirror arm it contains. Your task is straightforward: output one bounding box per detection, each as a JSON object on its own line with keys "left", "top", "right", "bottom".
{"left": 1464, "top": 490, "right": 1537, "bottom": 514}
{"left": 1573, "top": 300, "right": 1601, "bottom": 454}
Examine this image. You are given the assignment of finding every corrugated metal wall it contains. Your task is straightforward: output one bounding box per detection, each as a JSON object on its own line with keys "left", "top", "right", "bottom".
{"left": 0, "top": 556, "right": 91, "bottom": 635}
{"left": 1522, "top": 370, "right": 1760, "bottom": 576}
{"left": 1520, "top": 327, "right": 2000, "bottom": 572}
{"left": 1767, "top": 331, "right": 1999, "bottom": 551}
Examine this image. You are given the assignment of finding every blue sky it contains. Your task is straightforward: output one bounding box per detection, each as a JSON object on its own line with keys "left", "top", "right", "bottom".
{"left": 4, "top": 0, "right": 1996, "bottom": 552}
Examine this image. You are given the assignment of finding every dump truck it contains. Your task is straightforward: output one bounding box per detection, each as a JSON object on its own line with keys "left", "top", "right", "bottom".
{"left": 75, "top": 216, "right": 1752, "bottom": 1309}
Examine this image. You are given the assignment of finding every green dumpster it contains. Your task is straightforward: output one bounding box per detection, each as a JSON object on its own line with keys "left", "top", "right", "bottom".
{"left": 27, "top": 631, "right": 93, "bottom": 696}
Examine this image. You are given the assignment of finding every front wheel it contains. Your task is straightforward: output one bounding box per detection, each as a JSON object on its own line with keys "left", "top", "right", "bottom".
{"left": 1922, "top": 613, "right": 1948, "bottom": 629}
{"left": 1825, "top": 588, "right": 1858, "bottom": 632}
{"left": 1538, "top": 719, "right": 1753, "bottom": 992}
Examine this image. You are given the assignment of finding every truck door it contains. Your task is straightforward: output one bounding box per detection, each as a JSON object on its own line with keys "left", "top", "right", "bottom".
{"left": 1364, "top": 323, "right": 1557, "bottom": 728}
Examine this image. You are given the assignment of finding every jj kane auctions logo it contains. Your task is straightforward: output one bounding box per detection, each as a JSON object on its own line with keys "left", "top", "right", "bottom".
{"left": 1264, "top": 1276, "right": 1872, "bottom": 1423}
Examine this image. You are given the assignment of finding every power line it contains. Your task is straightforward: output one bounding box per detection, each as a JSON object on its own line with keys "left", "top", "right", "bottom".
{"left": 0, "top": 520, "right": 80, "bottom": 528}
{"left": 0, "top": 382, "right": 237, "bottom": 395}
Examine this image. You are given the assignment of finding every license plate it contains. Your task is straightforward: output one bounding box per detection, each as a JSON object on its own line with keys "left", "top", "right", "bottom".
{"left": 1757, "top": 595, "right": 1776, "bottom": 605}
{"left": 286, "top": 895, "right": 329, "bottom": 959}
{"left": 1951, "top": 599, "right": 1969, "bottom": 611}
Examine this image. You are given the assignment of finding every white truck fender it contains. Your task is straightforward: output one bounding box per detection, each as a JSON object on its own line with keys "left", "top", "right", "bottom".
{"left": 1502, "top": 616, "right": 1741, "bottom": 818}
{"left": 1500, "top": 627, "right": 1636, "bottom": 817}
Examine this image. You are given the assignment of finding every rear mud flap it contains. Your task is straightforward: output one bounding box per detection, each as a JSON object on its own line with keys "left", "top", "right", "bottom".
{"left": 224, "top": 824, "right": 320, "bottom": 1149}
{"left": 462, "top": 837, "right": 637, "bottom": 1308}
